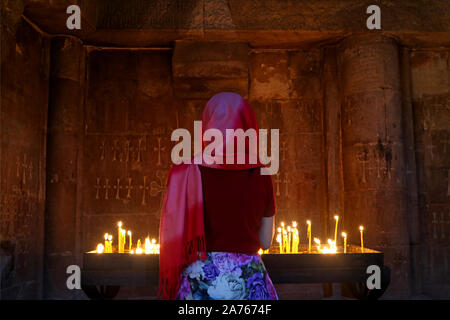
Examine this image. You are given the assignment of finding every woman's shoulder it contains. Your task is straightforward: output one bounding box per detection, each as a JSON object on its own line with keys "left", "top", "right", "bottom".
{"left": 167, "top": 163, "right": 201, "bottom": 182}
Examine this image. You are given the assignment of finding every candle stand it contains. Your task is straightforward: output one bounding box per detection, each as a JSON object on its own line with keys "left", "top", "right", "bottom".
{"left": 81, "top": 245, "right": 389, "bottom": 300}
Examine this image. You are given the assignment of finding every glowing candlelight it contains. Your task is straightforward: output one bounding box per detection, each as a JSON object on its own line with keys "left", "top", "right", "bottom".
{"left": 314, "top": 238, "right": 321, "bottom": 252}
{"left": 104, "top": 233, "right": 109, "bottom": 252}
{"left": 321, "top": 239, "right": 337, "bottom": 254}
{"left": 342, "top": 232, "right": 347, "bottom": 253}
{"left": 276, "top": 233, "right": 282, "bottom": 253}
{"left": 108, "top": 235, "right": 112, "bottom": 253}
{"left": 152, "top": 238, "right": 156, "bottom": 254}
{"left": 359, "top": 226, "right": 364, "bottom": 253}
{"left": 307, "top": 220, "right": 312, "bottom": 253}
{"left": 96, "top": 243, "right": 104, "bottom": 254}
{"left": 136, "top": 239, "right": 143, "bottom": 254}
{"left": 283, "top": 229, "right": 288, "bottom": 254}
{"left": 258, "top": 249, "right": 263, "bottom": 255}
{"left": 117, "top": 221, "right": 123, "bottom": 253}
{"left": 292, "top": 221, "right": 299, "bottom": 253}
{"left": 120, "top": 229, "right": 126, "bottom": 253}
{"left": 127, "top": 231, "right": 132, "bottom": 251}
{"left": 144, "top": 237, "right": 151, "bottom": 254}
{"left": 276, "top": 227, "right": 282, "bottom": 253}
{"left": 287, "top": 226, "right": 292, "bottom": 253}
{"left": 334, "top": 215, "right": 339, "bottom": 244}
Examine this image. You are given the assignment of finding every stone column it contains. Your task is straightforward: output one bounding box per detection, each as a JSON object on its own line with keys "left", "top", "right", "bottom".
{"left": 337, "top": 35, "right": 411, "bottom": 297}
{"left": 323, "top": 46, "right": 344, "bottom": 222}
{"left": 44, "top": 36, "right": 84, "bottom": 298}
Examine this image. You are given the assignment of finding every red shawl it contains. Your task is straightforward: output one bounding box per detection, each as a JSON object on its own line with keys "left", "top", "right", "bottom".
{"left": 158, "top": 92, "right": 263, "bottom": 299}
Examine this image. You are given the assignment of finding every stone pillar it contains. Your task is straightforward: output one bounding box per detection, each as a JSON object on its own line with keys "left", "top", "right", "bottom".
{"left": 410, "top": 49, "right": 450, "bottom": 297}
{"left": 44, "top": 36, "right": 84, "bottom": 298}
{"left": 399, "top": 47, "right": 422, "bottom": 295}
{"left": 323, "top": 46, "right": 344, "bottom": 222}
{"left": 337, "top": 35, "right": 411, "bottom": 297}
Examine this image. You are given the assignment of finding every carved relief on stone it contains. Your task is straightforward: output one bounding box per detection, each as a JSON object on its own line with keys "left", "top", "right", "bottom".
{"left": 431, "top": 211, "right": 450, "bottom": 241}
{"left": 94, "top": 171, "right": 168, "bottom": 209}
{"left": 273, "top": 172, "right": 291, "bottom": 198}
{"left": 96, "top": 136, "right": 147, "bottom": 163}
{"left": 355, "top": 141, "right": 395, "bottom": 185}
{"left": 13, "top": 153, "right": 34, "bottom": 197}
{"left": 150, "top": 170, "right": 168, "bottom": 211}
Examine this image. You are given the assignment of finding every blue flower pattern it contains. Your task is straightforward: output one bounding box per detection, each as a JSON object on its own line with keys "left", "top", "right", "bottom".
{"left": 177, "top": 252, "right": 278, "bottom": 300}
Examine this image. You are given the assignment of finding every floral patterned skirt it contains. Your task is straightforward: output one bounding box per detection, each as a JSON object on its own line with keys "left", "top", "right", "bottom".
{"left": 177, "top": 252, "right": 278, "bottom": 300}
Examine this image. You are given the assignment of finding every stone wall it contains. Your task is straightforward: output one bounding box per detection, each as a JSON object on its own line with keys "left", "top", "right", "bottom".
{"left": 410, "top": 49, "right": 450, "bottom": 297}
{"left": 2, "top": 0, "right": 450, "bottom": 300}
{"left": 0, "top": 13, "right": 50, "bottom": 298}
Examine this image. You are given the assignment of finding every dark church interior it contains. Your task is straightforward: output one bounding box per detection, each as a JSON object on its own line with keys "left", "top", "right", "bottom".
{"left": 1, "top": 0, "right": 450, "bottom": 300}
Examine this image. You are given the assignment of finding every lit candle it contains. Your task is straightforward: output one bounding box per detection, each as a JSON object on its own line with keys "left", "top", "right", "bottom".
{"left": 307, "top": 220, "right": 312, "bottom": 253}
{"left": 145, "top": 237, "right": 151, "bottom": 254}
{"left": 108, "top": 235, "right": 112, "bottom": 253}
{"left": 104, "top": 233, "right": 109, "bottom": 252}
{"left": 287, "top": 226, "right": 292, "bottom": 254}
{"left": 121, "top": 229, "right": 126, "bottom": 253}
{"left": 314, "top": 238, "right": 321, "bottom": 252}
{"left": 117, "top": 221, "right": 123, "bottom": 253}
{"left": 334, "top": 215, "right": 339, "bottom": 244}
{"left": 292, "top": 221, "right": 299, "bottom": 253}
{"left": 136, "top": 239, "right": 143, "bottom": 254}
{"left": 127, "top": 231, "right": 132, "bottom": 251}
{"left": 96, "top": 243, "right": 104, "bottom": 254}
{"left": 258, "top": 249, "right": 263, "bottom": 255}
{"left": 359, "top": 226, "right": 364, "bottom": 253}
{"left": 342, "top": 232, "right": 347, "bottom": 253}
{"left": 152, "top": 239, "right": 156, "bottom": 254}
{"left": 276, "top": 233, "right": 282, "bottom": 253}
{"left": 283, "top": 229, "right": 288, "bottom": 254}
{"left": 276, "top": 227, "right": 282, "bottom": 253}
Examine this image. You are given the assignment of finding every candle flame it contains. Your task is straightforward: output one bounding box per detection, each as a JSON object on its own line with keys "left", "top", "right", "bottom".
{"left": 118, "top": 221, "right": 122, "bottom": 228}
{"left": 314, "top": 238, "right": 320, "bottom": 245}
{"left": 281, "top": 222, "right": 285, "bottom": 227}
{"left": 104, "top": 233, "right": 108, "bottom": 240}
{"left": 292, "top": 221, "right": 297, "bottom": 228}
{"left": 342, "top": 232, "right": 347, "bottom": 238}
{"left": 108, "top": 235, "right": 112, "bottom": 241}
{"left": 144, "top": 237, "right": 151, "bottom": 254}
{"left": 258, "top": 249, "right": 263, "bottom": 255}
{"left": 307, "top": 220, "right": 311, "bottom": 225}
{"left": 127, "top": 230, "right": 131, "bottom": 236}
{"left": 359, "top": 225, "right": 364, "bottom": 231}
{"left": 96, "top": 243, "right": 104, "bottom": 254}
{"left": 334, "top": 215, "right": 339, "bottom": 220}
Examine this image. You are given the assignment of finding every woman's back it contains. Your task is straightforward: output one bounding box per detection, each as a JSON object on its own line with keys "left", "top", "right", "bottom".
{"left": 199, "top": 166, "right": 275, "bottom": 254}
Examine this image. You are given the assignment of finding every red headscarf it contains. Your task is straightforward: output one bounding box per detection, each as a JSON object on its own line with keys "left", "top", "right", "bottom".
{"left": 158, "top": 92, "right": 264, "bottom": 299}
